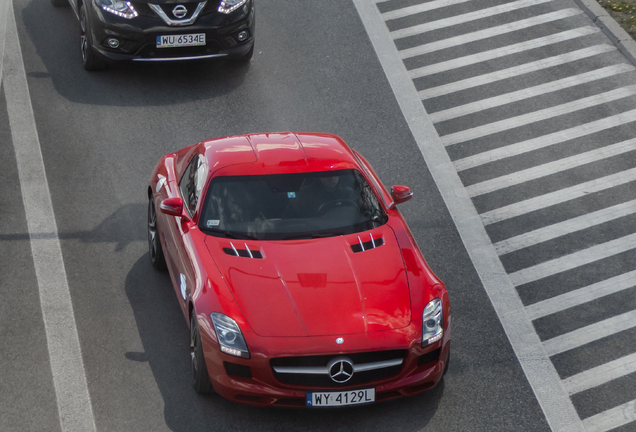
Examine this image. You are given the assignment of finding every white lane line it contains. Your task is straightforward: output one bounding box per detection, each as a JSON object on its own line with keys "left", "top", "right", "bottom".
{"left": 563, "top": 352, "right": 636, "bottom": 395}
{"left": 481, "top": 167, "right": 636, "bottom": 225}
{"left": 467, "top": 137, "right": 636, "bottom": 198}
{"left": 441, "top": 85, "right": 636, "bottom": 146}
{"left": 390, "top": 0, "right": 555, "bottom": 40}
{"left": 509, "top": 233, "right": 636, "bottom": 287}
{"left": 432, "top": 64, "right": 633, "bottom": 123}
{"left": 0, "top": 0, "right": 8, "bottom": 86}
{"left": 3, "top": 3, "right": 97, "bottom": 432}
{"left": 526, "top": 271, "right": 636, "bottom": 320}
{"left": 399, "top": 8, "right": 582, "bottom": 59}
{"left": 380, "top": 0, "right": 472, "bottom": 21}
{"left": 543, "top": 309, "right": 636, "bottom": 357}
{"left": 420, "top": 45, "right": 615, "bottom": 99}
{"left": 454, "top": 107, "right": 636, "bottom": 172}
{"left": 353, "top": 2, "right": 584, "bottom": 431}
{"left": 582, "top": 399, "right": 636, "bottom": 432}
{"left": 410, "top": 27, "right": 601, "bottom": 79}
{"left": 496, "top": 199, "right": 636, "bottom": 255}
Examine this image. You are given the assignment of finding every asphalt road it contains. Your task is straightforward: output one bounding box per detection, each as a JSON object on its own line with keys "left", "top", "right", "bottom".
{"left": 2, "top": 0, "right": 635, "bottom": 431}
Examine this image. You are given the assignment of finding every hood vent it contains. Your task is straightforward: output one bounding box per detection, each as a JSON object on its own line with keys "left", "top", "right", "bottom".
{"left": 350, "top": 235, "right": 384, "bottom": 253}
{"left": 223, "top": 242, "right": 263, "bottom": 259}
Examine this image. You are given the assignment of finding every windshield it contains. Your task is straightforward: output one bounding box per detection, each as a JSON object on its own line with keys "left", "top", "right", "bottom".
{"left": 199, "top": 169, "right": 388, "bottom": 240}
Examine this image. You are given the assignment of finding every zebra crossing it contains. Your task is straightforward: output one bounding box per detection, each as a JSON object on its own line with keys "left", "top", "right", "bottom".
{"left": 359, "top": 0, "right": 636, "bottom": 430}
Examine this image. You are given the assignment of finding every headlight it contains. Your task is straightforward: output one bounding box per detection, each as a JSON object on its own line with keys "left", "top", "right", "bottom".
{"left": 211, "top": 313, "right": 250, "bottom": 358}
{"left": 422, "top": 298, "right": 443, "bottom": 346}
{"left": 96, "top": 0, "right": 138, "bottom": 19}
{"left": 218, "top": 0, "right": 248, "bottom": 14}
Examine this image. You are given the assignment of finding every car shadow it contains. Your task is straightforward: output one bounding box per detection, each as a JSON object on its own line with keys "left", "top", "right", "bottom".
{"left": 18, "top": 0, "right": 250, "bottom": 107}
{"left": 125, "top": 251, "right": 446, "bottom": 432}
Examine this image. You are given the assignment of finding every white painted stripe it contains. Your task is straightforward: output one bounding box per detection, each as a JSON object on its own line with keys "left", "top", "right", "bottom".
{"left": 381, "top": 0, "right": 472, "bottom": 21}
{"left": 496, "top": 199, "right": 636, "bottom": 255}
{"left": 353, "top": 2, "right": 584, "bottom": 431}
{"left": 399, "top": 8, "right": 582, "bottom": 59}
{"left": 4, "top": 4, "right": 97, "bottom": 432}
{"left": 410, "top": 27, "right": 601, "bottom": 79}
{"left": 543, "top": 309, "right": 636, "bottom": 357}
{"left": 454, "top": 107, "right": 636, "bottom": 172}
{"left": 391, "top": 0, "right": 555, "bottom": 39}
{"left": 563, "top": 352, "right": 636, "bottom": 395}
{"left": 420, "top": 45, "right": 615, "bottom": 99}
{"left": 582, "top": 399, "right": 636, "bottom": 432}
{"left": 432, "top": 64, "right": 633, "bottom": 123}
{"left": 0, "top": 0, "right": 7, "bottom": 87}
{"left": 441, "top": 85, "right": 636, "bottom": 146}
{"left": 468, "top": 137, "right": 636, "bottom": 198}
{"left": 481, "top": 167, "right": 636, "bottom": 225}
{"left": 525, "top": 271, "right": 636, "bottom": 320}
{"left": 509, "top": 232, "right": 636, "bottom": 287}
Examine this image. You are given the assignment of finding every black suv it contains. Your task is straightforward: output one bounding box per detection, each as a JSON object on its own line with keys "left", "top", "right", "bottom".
{"left": 52, "top": 0, "right": 254, "bottom": 70}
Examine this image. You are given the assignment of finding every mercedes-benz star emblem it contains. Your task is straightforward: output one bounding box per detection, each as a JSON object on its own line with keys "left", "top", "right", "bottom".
{"left": 336, "top": 337, "right": 344, "bottom": 344}
{"left": 327, "top": 357, "right": 354, "bottom": 383}
{"left": 172, "top": 5, "right": 187, "bottom": 19}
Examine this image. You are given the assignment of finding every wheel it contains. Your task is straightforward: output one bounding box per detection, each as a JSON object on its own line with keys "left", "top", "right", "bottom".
{"left": 230, "top": 43, "right": 254, "bottom": 63}
{"left": 79, "top": 5, "right": 107, "bottom": 71}
{"left": 51, "top": 0, "right": 68, "bottom": 8}
{"left": 317, "top": 199, "right": 359, "bottom": 215}
{"left": 148, "top": 197, "right": 167, "bottom": 270}
{"left": 190, "top": 313, "right": 214, "bottom": 394}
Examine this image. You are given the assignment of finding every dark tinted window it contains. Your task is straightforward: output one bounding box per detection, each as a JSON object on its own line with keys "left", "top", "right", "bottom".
{"left": 199, "top": 169, "right": 387, "bottom": 240}
{"left": 179, "top": 155, "right": 207, "bottom": 216}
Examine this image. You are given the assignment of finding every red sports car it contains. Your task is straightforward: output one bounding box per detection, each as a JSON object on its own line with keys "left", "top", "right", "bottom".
{"left": 147, "top": 132, "right": 450, "bottom": 407}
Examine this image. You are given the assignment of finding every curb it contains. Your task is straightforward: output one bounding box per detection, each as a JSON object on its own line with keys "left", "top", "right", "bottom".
{"left": 574, "top": 0, "right": 636, "bottom": 66}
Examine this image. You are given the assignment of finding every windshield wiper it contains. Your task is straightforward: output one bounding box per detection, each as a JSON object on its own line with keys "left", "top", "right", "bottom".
{"left": 203, "top": 228, "right": 258, "bottom": 240}
{"left": 282, "top": 232, "right": 345, "bottom": 240}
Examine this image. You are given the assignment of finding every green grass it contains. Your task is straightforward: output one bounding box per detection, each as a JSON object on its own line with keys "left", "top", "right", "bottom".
{"left": 598, "top": 0, "right": 636, "bottom": 36}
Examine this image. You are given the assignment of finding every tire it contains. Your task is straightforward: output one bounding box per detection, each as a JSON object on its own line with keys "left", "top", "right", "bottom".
{"left": 148, "top": 197, "right": 167, "bottom": 270}
{"left": 51, "top": 0, "right": 68, "bottom": 8}
{"left": 230, "top": 43, "right": 254, "bottom": 63}
{"left": 190, "top": 313, "right": 214, "bottom": 394}
{"left": 79, "top": 5, "right": 107, "bottom": 71}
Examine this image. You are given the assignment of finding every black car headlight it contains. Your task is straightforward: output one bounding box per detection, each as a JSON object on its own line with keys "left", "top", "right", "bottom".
{"left": 96, "top": 0, "right": 138, "bottom": 19}
{"left": 211, "top": 313, "right": 250, "bottom": 358}
{"left": 422, "top": 298, "right": 443, "bottom": 346}
{"left": 217, "top": 0, "right": 248, "bottom": 14}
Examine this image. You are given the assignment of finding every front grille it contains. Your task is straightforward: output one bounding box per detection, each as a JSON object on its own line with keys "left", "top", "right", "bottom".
{"left": 417, "top": 348, "right": 441, "bottom": 366}
{"left": 271, "top": 350, "right": 407, "bottom": 388}
{"left": 136, "top": 41, "right": 222, "bottom": 58}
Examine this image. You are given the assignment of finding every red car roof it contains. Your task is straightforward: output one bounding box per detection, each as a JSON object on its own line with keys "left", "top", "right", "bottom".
{"left": 202, "top": 132, "right": 360, "bottom": 176}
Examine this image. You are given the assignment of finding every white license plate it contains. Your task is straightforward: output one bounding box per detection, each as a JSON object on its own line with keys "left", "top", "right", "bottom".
{"left": 306, "top": 388, "right": 375, "bottom": 407}
{"left": 156, "top": 34, "right": 205, "bottom": 48}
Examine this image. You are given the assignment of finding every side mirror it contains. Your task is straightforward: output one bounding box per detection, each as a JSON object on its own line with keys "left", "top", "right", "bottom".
{"left": 160, "top": 197, "right": 185, "bottom": 217}
{"left": 391, "top": 185, "right": 413, "bottom": 206}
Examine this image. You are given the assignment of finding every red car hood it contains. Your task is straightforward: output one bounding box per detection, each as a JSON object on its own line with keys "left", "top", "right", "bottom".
{"left": 205, "top": 227, "right": 412, "bottom": 337}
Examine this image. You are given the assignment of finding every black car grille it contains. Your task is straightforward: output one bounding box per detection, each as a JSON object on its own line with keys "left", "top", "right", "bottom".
{"left": 135, "top": 41, "right": 222, "bottom": 58}
{"left": 270, "top": 350, "right": 407, "bottom": 388}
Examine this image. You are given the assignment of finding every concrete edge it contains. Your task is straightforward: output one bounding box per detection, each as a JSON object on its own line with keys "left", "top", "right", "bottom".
{"left": 573, "top": 0, "right": 636, "bottom": 66}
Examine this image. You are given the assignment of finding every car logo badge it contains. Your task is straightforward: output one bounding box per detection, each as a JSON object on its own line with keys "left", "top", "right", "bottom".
{"left": 327, "top": 357, "right": 354, "bottom": 383}
{"left": 336, "top": 337, "right": 344, "bottom": 344}
{"left": 172, "top": 5, "right": 187, "bottom": 19}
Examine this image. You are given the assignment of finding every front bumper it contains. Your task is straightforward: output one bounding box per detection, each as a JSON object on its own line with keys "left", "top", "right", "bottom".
{"left": 87, "top": 0, "right": 254, "bottom": 61}
{"left": 199, "top": 321, "right": 451, "bottom": 407}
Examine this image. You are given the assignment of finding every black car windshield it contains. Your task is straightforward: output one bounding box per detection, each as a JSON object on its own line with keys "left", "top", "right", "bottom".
{"left": 199, "top": 169, "right": 388, "bottom": 240}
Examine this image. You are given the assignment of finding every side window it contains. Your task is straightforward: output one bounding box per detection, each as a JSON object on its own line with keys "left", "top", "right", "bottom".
{"left": 179, "top": 155, "right": 208, "bottom": 216}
